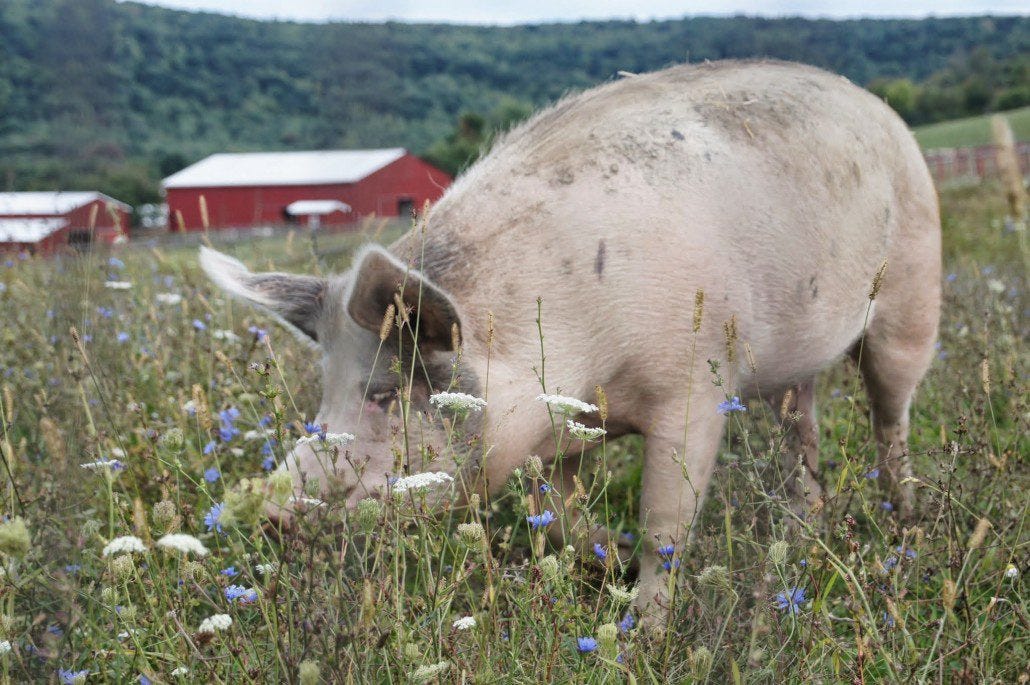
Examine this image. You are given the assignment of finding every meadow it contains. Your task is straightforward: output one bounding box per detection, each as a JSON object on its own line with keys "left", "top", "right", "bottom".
{"left": 0, "top": 183, "right": 1025, "bottom": 684}
{"left": 913, "top": 107, "right": 1030, "bottom": 149}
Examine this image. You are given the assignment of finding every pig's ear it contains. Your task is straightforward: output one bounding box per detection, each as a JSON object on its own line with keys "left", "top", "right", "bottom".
{"left": 347, "top": 245, "right": 460, "bottom": 352}
{"left": 199, "top": 246, "right": 326, "bottom": 344}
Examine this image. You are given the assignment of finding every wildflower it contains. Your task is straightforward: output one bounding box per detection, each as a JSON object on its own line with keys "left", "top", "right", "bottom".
{"left": 218, "top": 407, "right": 240, "bottom": 442}
{"left": 197, "top": 614, "right": 232, "bottom": 634}
{"left": 104, "top": 281, "right": 132, "bottom": 290}
{"left": 539, "top": 483, "right": 551, "bottom": 493}
{"left": 411, "top": 662, "right": 451, "bottom": 682}
{"left": 567, "top": 420, "right": 607, "bottom": 440}
{"left": 204, "top": 502, "right": 225, "bottom": 533}
{"left": 881, "top": 501, "right": 894, "bottom": 512}
{"left": 593, "top": 543, "right": 608, "bottom": 561}
{"left": 526, "top": 510, "right": 557, "bottom": 529}
{"left": 102, "top": 536, "right": 147, "bottom": 557}
{"left": 304, "top": 421, "right": 321, "bottom": 434}
{"left": 865, "top": 468, "right": 880, "bottom": 479}
{"left": 255, "top": 562, "right": 279, "bottom": 576}
{"left": 607, "top": 584, "right": 639, "bottom": 604}
{"left": 204, "top": 467, "right": 220, "bottom": 483}
{"left": 155, "top": 534, "right": 209, "bottom": 557}
{"left": 883, "top": 611, "right": 896, "bottom": 628}
{"left": 298, "top": 661, "right": 320, "bottom": 685}
{"left": 80, "top": 458, "right": 124, "bottom": 473}
{"left": 203, "top": 440, "right": 217, "bottom": 455}
{"left": 618, "top": 613, "right": 636, "bottom": 632}
{"left": 576, "top": 636, "right": 598, "bottom": 653}
{"left": 0, "top": 640, "right": 10, "bottom": 655}
{"left": 717, "top": 396, "right": 746, "bottom": 414}
{"left": 773, "top": 587, "right": 807, "bottom": 615}
{"left": 295, "top": 432, "right": 354, "bottom": 448}
{"left": 139, "top": 676, "right": 152, "bottom": 685}
{"left": 536, "top": 393, "right": 598, "bottom": 415}
{"left": 191, "top": 319, "right": 206, "bottom": 331}
{"left": 248, "top": 325, "right": 268, "bottom": 341}
{"left": 452, "top": 615, "right": 476, "bottom": 630}
{"left": 662, "top": 558, "right": 681, "bottom": 572}
{"left": 58, "top": 668, "right": 89, "bottom": 684}
{"left": 429, "top": 392, "right": 487, "bottom": 412}
{"left": 698, "top": 565, "right": 732, "bottom": 591}
{"left": 111, "top": 555, "right": 135, "bottom": 580}
{"left": 261, "top": 454, "right": 276, "bottom": 471}
{"left": 108, "top": 257, "right": 125, "bottom": 269}
{"left": 946, "top": 273, "right": 957, "bottom": 282}
{"left": 170, "top": 667, "right": 189, "bottom": 677}
{"left": 1005, "top": 564, "right": 1019, "bottom": 579}
{"left": 392, "top": 471, "right": 454, "bottom": 493}
{"left": 767, "top": 540, "right": 789, "bottom": 565}
{"left": 96, "top": 306, "right": 114, "bottom": 318}
{"left": 115, "top": 331, "right": 130, "bottom": 344}
{"left": 65, "top": 564, "right": 82, "bottom": 574}
{"left": 224, "top": 585, "right": 258, "bottom": 603}
{"left": 897, "top": 545, "right": 917, "bottom": 560}
{"left": 657, "top": 544, "right": 675, "bottom": 557}
{"left": 289, "top": 495, "right": 326, "bottom": 508}
{"left": 211, "top": 329, "right": 241, "bottom": 342}
{"left": 539, "top": 555, "right": 560, "bottom": 580}
{"left": 155, "top": 292, "right": 182, "bottom": 305}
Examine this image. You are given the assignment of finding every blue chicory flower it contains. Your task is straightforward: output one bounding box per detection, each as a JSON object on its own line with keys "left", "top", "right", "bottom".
{"left": 619, "top": 613, "right": 635, "bottom": 632}
{"left": 220, "top": 566, "right": 237, "bottom": 576}
{"left": 526, "top": 510, "right": 556, "bottom": 529}
{"left": 224, "top": 585, "right": 258, "bottom": 603}
{"left": 58, "top": 669, "right": 89, "bottom": 685}
{"left": 865, "top": 468, "right": 880, "bottom": 479}
{"left": 205, "top": 502, "right": 225, "bottom": 534}
{"left": 717, "top": 396, "right": 747, "bottom": 414}
{"left": 117, "top": 332, "right": 130, "bottom": 343}
{"left": 593, "top": 543, "right": 607, "bottom": 561}
{"left": 204, "top": 467, "right": 220, "bottom": 483}
{"left": 203, "top": 440, "right": 217, "bottom": 455}
{"left": 192, "top": 319, "right": 207, "bottom": 331}
{"left": 774, "top": 586, "right": 807, "bottom": 614}
{"left": 576, "top": 637, "right": 598, "bottom": 653}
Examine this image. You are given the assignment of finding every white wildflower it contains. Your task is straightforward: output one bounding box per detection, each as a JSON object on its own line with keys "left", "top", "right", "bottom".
{"left": 1004, "top": 564, "right": 1019, "bottom": 579}
{"left": 0, "top": 640, "right": 10, "bottom": 655}
{"left": 80, "top": 458, "right": 124, "bottom": 473}
{"left": 536, "top": 393, "right": 598, "bottom": 415}
{"left": 392, "top": 471, "right": 454, "bottom": 493}
{"left": 607, "top": 584, "right": 639, "bottom": 604}
{"left": 182, "top": 400, "right": 196, "bottom": 415}
{"left": 155, "top": 292, "right": 182, "bottom": 305}
{"left": 452, "top": 615, "right": 476, "bottom": 630}
{"left": 102, "top": 535, "right": 147, "bottom": 557}
{"left": 170, "top": 667, "right": 189, "bottom": 677}
{"left": 255, "top": 562, "right": 280, "bottom": 576}
{"left": 411, "top": 661, "right": 451, "bottom": 682}
{"left": 566, "top": 419, "right": 606, "bottom": 440}
{"left": 111, "top": 447, "right": 126, "bottom": 458}
{"left": 156, "top": 533, "right": 210, "bottom": 557}
{"left": 289, "top": 496, "right": 326, "bottom": 507}
{"left": 429, "top": 392, "right": 487, "bottom": 412}
{"left": 211, "top": 329, "right": 241, "bottom": 342}
{"left": 197, "top": 614, "right": 232, "bottom": 634}
{"left": 243, "top": 429, "right": 272, "bottom": 441}
{"left": 987, "top": 279, "right": 1005, "bottom": 294}
{"left": 104, "top": 280, "right": 133, "bottom": 290}
{"left": 117, "top": 629, "right": 142, "bottom": 640}
{"left": 295, "top": 432, "right": 355, "bottom": 448}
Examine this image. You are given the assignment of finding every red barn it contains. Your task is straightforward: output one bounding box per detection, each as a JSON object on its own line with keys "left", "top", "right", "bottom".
{"left": 0, "top": 192, "right": 131, "bottom": 254}
{"left": 162, "top": 148, "right": 451, "bottom": 231}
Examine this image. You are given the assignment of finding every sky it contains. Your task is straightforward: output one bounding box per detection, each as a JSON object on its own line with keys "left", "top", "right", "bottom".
{"left": 124, "top": 1, "right": 1029, "bottom": 24}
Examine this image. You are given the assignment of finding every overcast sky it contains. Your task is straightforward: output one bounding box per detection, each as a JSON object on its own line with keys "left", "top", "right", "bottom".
{"left": 125, "top": 1, "right": 1028, "bottom": 24}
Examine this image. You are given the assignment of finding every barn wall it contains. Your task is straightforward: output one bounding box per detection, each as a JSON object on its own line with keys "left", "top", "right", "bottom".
{"left": 166, "top": 153, "right": 452, "bottom": 231}
{"left": 0, "top": 199, "right": 129, "bottom": 253}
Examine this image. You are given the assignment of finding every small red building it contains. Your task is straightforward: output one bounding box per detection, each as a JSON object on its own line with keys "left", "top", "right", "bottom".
{"left": 162, "top": 148, "right": 451, "bottom": 231}
{"left": 0, "top": 192, "right": 131, "bottom": 254}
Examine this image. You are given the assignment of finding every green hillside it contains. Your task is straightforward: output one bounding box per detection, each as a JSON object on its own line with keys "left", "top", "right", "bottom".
{"left": 914, "top": 107, "right": 1030, "bottom": 148}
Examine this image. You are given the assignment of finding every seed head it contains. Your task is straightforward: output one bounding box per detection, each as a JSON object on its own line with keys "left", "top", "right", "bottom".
{"left": 110, "top": 554, "right": 135, "bottom": 580}
{"left": 524, "top": 455, "right": 544, "bottom": 479}
{"left": 595, "top": 385, "right": 609, "bottom": 421}
{"left": 298, "top": 660, "right": 321, "bottom": 685}
{"left": 457, "top": 522, "right": 485, "bottom": 547}
{"left": 723, "top": 315, "right": 738, "bottom": 364}
{"left": 152, "top": 500, "right": 178, "bottom": 532}
{"left": 698, "top": 565, "right": 732, "bottom": 591}
{"left": 690, "top": 646, "right": 713, "bottom": 677}
{"left": 0, "top": 517, "right": 31, "bottom": 558}
{"left": 966, "top": 517, "right": 991, "bottom": 552}
{"left": 693, "top": 289, "right": 704, "bottom": 333}
{"left": 539, "top": 555, "right": 561, "bottom": 581}
{"left": 768, "top": 540, "right": 789, "bottom": 566}
{"left": 355, "top": 498, "right": 383, "bottom": 532}
{"left": 379, "top": 303, "right": 396, "bottom": 341}
{"left": 869, "top": 259, "right": 888, "bottom": 300}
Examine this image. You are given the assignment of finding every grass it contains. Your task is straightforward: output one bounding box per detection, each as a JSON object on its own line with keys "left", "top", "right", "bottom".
{"left": 913, "top": 106, "right": 1030, "bottom": 149}
{"left": 0, "top": 183, "right": 1026, "bottom": 684}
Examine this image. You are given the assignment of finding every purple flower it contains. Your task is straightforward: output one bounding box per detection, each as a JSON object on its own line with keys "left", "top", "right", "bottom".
{"left": 304, "top": 421, "right": 321, "bottom": 434}
{"left": 205, "top": 502, "right": 225, "bottom": 533}
{"left": 108, "top": 257, "right": 125, "bottom": 270}
{"left": 259, "top": 414, "right": 273, "bottom": 427}
{"left": 662, "top": 558, "right": 681, "bottom": 572}
{"left": 539, "top": 483, "right": 551, "bottom": 493}
{"left": 218, "top": 407, "right": 240, "bottom": 442}
{"left": 58, "top": 669, "right": 89, "bottom": 684}
{"left": 881, "top": 501, "right": 894, "bottom": 512}
{"left": 248, "top": 325, "right": 268, "bottom": 342}
{"left": 576, "top": 636, "right": 597, "bottom": 653}
{"left": 139, "top": 676, "right": 152, "bottom": 685}
{"left": 656, "top": 544, "right": 675, "bottom": 557}
{"left": 865, "top": 468, "right": 880, "bottom": 479}
{"left": 262, "top": 455, "right": 276, "bottom": 471}
{"left": 593, "top": 543, "right": 607, "bottom": 561}
{"left": 773, "top": 586, "right": 807, "bottom": 614}
{"left": 220, "top": 566, "right": 237, "bottom": 576}
{"left": 192, "top": 319, "right": 207, "bottom": 331}
{"left": 883, "top": 611, "right": 895, "bottom": 628}
{"left": 47, "top": 624, "right": 63, "bottom": 636}
{"left": 204, "top": 467, "right": 220, "bottom": 483}
{"left": 946, "top": 273, "right": 957, "bottom": 282}
{"left": 526, "top": 510, "right": 556, "bottom": 529}
{"left": 225, "top": 585, "right": 258, "bottom": 603}
{"left": 64, "top": 564, "right": 82, "bottom": 574}
{"left": 203, "top": 440, "right": 217, "bottom": 455}
{"left": 117, "top": 331, "right": 130, "bottom": 343}
{"left": 619, "top": 613, "right": 635, "bottom": 632}
{"left": 717, "top": 396, "right": 746, "bottom": 414}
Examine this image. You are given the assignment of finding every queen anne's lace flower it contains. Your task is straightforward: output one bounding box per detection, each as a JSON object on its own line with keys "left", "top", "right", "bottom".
{"left": 255, "top": 562, "right": 280, "bottom": 576}
{"left": 536, "top": 394, "right": 597, "bottom": 415}
{"left": 452, "top": 616, "right": 476, "bottom": 630}
{"left": 0, "top": 640, "right": 11, "bottom": 655}
{"left": 155, "top": 293, "right": 182, "bottom": 305}
{"left": 80, "top": 458, "right": 124, "bottom": 473}
{"left": 295, "top": 433, "right": 355, "bottom": 448}
{"left": 429, "top": 392, "right": 487, "bottom": 412}
{"left": 104, "top": 281, "right": 133, "bottom": 290}
{"left": 102, "top": 535, "right": 147, "bottom": 557}
{"left": 392, "top": 471, "right": 454, "bottom": 493}
{"left": 566, "top": 420, "right": 606, "bottom": 440}
{"left": 211, "top": 329, "right": 241, "bottom": 342}
{"left": 197, "top": 614, "right": 232, "bottom": 634}
{"left": 411, "top": 662, "right": 451, "bottom": 682}
{"left": 170, "top": 667, "right": 189, "bottom": 677}
{"left": 607, "top": 584, "right": 639, "bottom": 604}
{"left": 155, "top": 534, "right": 210, "bottom": 557}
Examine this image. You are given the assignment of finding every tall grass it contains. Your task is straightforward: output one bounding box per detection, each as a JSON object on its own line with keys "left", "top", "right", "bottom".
{"left": 0, "top": 184, "right": 1025, "bottom": 683}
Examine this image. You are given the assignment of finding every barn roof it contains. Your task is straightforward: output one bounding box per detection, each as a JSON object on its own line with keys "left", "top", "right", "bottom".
{"left": 0, "top": 218, "right": 68, "bottom": 243}
{"left": 0, "top": 191, "right": 131, "bottom": 215}
{"left": 163, "top": 149, "right": 408, "bottom": 189}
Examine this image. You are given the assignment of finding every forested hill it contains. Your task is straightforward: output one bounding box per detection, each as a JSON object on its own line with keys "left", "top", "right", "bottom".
{"left": 0, "top": 0, "right": 1027, "bottom": 208}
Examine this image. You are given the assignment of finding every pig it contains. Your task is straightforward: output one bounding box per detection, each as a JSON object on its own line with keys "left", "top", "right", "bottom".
{"left": 200, "top": 59, "right": 941, "bottom": 620}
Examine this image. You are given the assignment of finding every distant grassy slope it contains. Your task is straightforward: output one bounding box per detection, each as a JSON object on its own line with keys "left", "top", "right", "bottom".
{"left": 914, "top": 107, "right": 1030, "bottom": 149}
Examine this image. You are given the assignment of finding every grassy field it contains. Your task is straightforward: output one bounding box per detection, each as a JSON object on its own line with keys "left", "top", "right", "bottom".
{"left": 0, "top": 183, "right": 1025, "bottom": 684}
{"left": 913, "top": 107, "right": 1030, "bottom": 149}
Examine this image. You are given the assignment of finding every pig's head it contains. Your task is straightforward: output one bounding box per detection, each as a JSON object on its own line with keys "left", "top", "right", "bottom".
{"left": 199, "top": 245, "right": 480, "bottom": 517}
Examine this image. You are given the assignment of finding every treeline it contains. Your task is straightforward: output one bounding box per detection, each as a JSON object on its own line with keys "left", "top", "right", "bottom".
{"left": 0, "top": 0, "right": 1026, "bottom": 208}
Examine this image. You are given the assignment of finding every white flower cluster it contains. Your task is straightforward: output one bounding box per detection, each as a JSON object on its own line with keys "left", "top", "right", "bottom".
{"left": 566, "top": 420, "right": 606, "bottom": 441}
{"left": 0, "top": 640, "right": 10, "bottom": 655}
{"left": 289, "top": 496, "right": 326, "bottom": 508}
{"left": 170, "top": 667, "right": 190, "bottom": 677}
{"left": 255, "top": 562, "right": 280, "bottom": 576}
{"left": 155, "top": 292, "right": 183, "bottom": 305}
{"left": 197, "top": 614, "right": 232, "bottom": 634}
{"left": 452, "top": 616, "right": 476, "bottom": 630}
{"left": 429, "top": 392, "right": 487, "bottom": 412}
{"left": 392, "top": 471, "right": 454, "bottom": 493}
{"left": 295, "top": 433, "right": 355, "bottom": 448}
{"left": 102, "top": 535, "right": 147, "bottom": 557}
{"left": 104, "top": 281, "right": 133, "bottom": 290}
{"left": 80, "top": 458, "right": 123, "bottom": 473}
{"left": 411, "top": 661, "right": 451, "bottom": 682}
{"left": 211, "top": 329, "right": 241, "bottom": 342}
{"left": 607, "top": 584, "right": 639, "bottom": 604}
{"left": 536, "top": 394, "right": 598, "bottom": 415}
{"left": 156, "top": 534, "right": 210, "bottom": 557}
